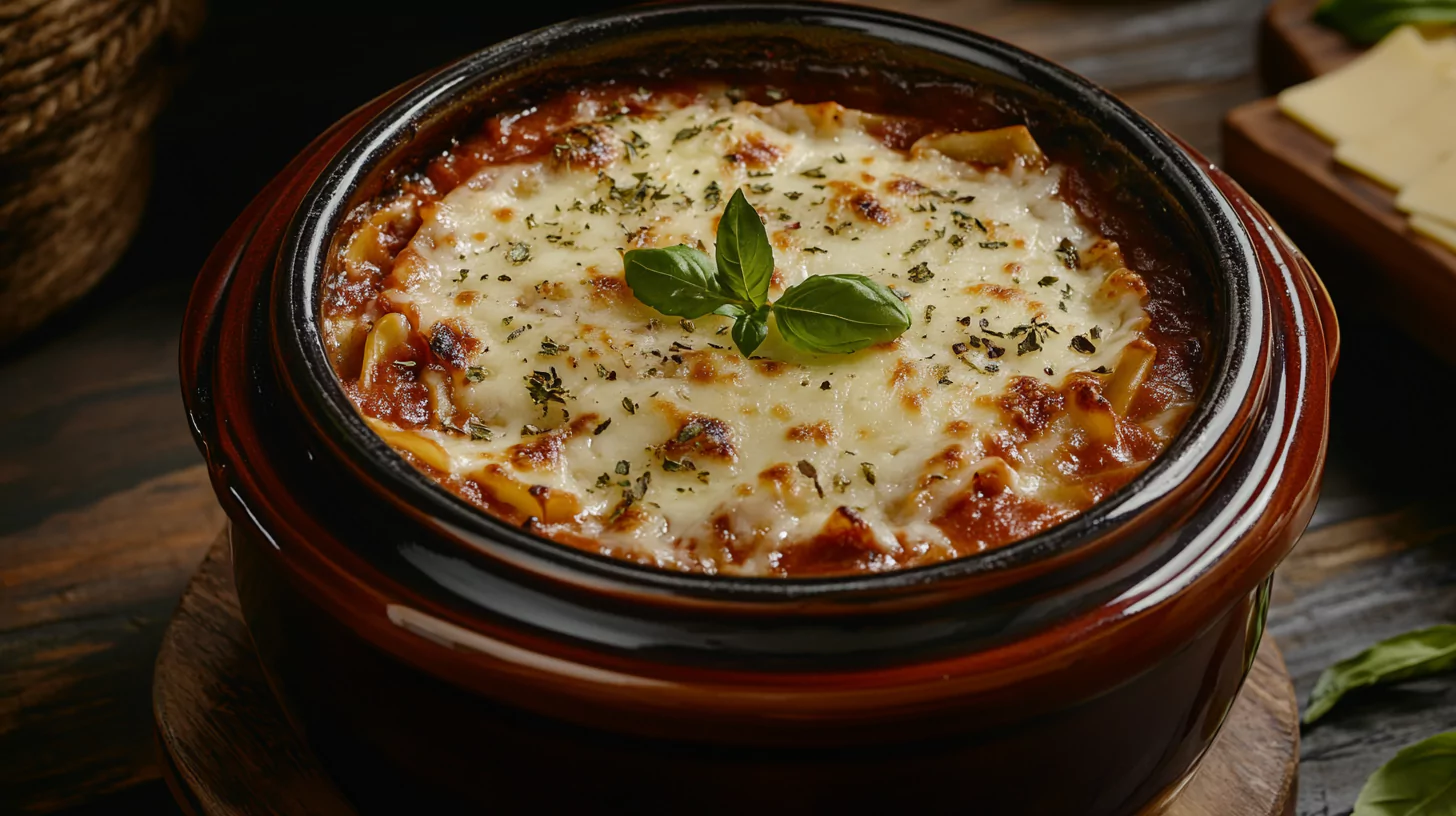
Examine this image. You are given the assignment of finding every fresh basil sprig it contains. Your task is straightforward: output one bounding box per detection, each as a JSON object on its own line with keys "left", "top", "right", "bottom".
{"left": 730, "top": 303, "right": 771, "bottom": 358}
{"left": 774, "top": 274, "right": 916, "bottom": 354}
{"left": 622, "top": 244, "right": 733, "bottom": 320}
{"left": 714, "top": 188, "right": 773, "bottom": 308}
{"left": 1352, "top": 730, "right": 1456, "bottom": 815}
{"left": 622, "top": 189, "right": 911, "bottom": 358}
{"left": 1316, "top": 0, "right": 1456, "bottom": 45}
{"left": 1304, "top": 623, "right": 1456, "bottom": 724}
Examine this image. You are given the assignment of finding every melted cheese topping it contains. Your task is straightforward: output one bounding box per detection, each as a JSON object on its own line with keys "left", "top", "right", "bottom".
{"left": 330, "top": 92, "right": 1177, "bottom": 576}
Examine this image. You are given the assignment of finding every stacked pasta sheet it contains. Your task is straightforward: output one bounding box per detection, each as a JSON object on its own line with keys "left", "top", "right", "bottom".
{"left": 1279, "top": 26, "right": 1456, "bottom": 251}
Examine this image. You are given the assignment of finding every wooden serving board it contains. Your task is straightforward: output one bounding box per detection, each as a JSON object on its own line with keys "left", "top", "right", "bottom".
{"left": 153, "top": 536, "right": 1299, "bottom": 816}
{"left": 1222, "top": 101, "right": 1456, "bottom": 361}
{"left": 1259, "top": 0, "right": 1362, "bottom": 90}
{"left": 1226, "top": 0, "right": 1456, "bottom": 363}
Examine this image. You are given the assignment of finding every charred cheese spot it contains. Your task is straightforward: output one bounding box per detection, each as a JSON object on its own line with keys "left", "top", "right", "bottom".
{"left": 665, "top": 415, "right": 737, "bottom": 462}
{"left": 829, "top": 180, "right": 895, "bottom": 226}
{"left": 724, "top": 133, "right": 784, "bottom": 169}
{"left": 968, "top": 282, "right": 1026, "bottom": 304}
{"left": 787, "top": 421, "right": 838, "bottom": 445}
{"left": 1082, "top": 239, "right": 1125, "bottom": 270}
{"left": 681, "top": 351, "right": 742, "bottom": 385}
{"left": 536, "top": 280, "right": 572, "bottom": 301}
{"left": 901, "top": 388, "right": 929, "bottom": 412}
{"left": 755, "top": 360, "right": 790, "bottom": 377}
{"left": 428, "top": 320, "right": 477, "bottom": 370}
{"left": 1100, "top": 268, "right": 1150, "bottom": 303}
{"left": 884, "top": 176, "right": 927, "bottom": 197}
{"left": 509, "top": 430, "right": 567, "bottom": 471}
{"left": 1000, "top": 376, "right": 1065, "bottom": 435}
{"left": 587, "top": 273, "right": 632, "bottom": 305}
{"left": 552, "top": 123, "right": 623, "bottom": 171}
{"left": 889, "top": 358, "right": 917, "bottom": 388}
{"left": 932, "top": 444, "right": 971, "bottom": 472}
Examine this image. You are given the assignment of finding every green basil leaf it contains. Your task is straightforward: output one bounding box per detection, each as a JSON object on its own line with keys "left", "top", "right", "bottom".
{"left": 715, "top": 188, "right": 773, "bottom": 308}
{"left": 713, "top": 303, "right": 749, "bottom": 320}
{"left": 624, "top": 245, "right": 734, "bottom": 319}
{"left": 1305, "top": 624, "right": 1456, "bottom": 724}
{"left": 731, "top": 305, "right": 770, "bottom": 358}
{"left": 1316, "top": 0, "right": 1456, "bottom": 44}
{"left": 1353, "top": 730, "right": 1456, "bottom": 815}
{"left": 773, "top": 274, "right": 912, "bottom": 354}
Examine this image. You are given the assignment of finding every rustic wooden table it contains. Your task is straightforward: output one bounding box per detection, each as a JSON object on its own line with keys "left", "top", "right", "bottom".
{"left": 2, "top": 1, "right": 1452, "bottom": 814}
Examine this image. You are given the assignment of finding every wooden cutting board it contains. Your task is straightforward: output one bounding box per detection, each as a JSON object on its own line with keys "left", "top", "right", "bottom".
{"left": 152, "top": 536, "right": 1299, "bottom": 816}
{"left": 1258, "top": 0, "right": 1362, "bottom": 88}
{"left": 1225, "top": 0, "right": 1456, "bottom": 363}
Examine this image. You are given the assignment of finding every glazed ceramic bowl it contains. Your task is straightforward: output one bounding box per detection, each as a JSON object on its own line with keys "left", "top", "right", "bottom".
{"left": 180, "top": 3, "right": 1337, "bottom": 813}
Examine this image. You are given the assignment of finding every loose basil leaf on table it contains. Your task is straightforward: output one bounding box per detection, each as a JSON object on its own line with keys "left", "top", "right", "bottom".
{"left": 1352, "top": 730, "right": 1456, "bottom": 815}
{"left": 774, "top": 274, "right": 913, "bottom": 354}
{"left": 731, "top": 304, "right": 771, "bottom": 358}
{"left": 1304, "top": 623, "right": 1456, "bottom": 724}
{"left": 1316, "top": 0, "right": 1456, "bottom": 44}
{"left": 623, "top": 244, "right": 733, "bottom": 319}
{"left": 715, "top": 189, "right": 773, "bottom": 308}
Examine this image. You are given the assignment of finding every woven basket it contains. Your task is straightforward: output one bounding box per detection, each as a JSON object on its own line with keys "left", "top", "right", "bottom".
{"left": 0, "top": 0, "right": 204, "bottom": 347}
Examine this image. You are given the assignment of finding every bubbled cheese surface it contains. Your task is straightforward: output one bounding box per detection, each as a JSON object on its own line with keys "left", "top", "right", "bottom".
{"left": 353, "top": 95, "right": 1151, "bottom": 575}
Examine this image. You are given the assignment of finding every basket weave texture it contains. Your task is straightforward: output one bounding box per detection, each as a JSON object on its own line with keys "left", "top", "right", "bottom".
{"left": 0, "top": 0, "right": 204, "bottom": 346}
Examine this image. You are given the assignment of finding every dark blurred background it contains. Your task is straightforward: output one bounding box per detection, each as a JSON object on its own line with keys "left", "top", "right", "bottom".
{"left": 2, "top": 4, "right": 628, "bottom": 813}
{"left": 0, "top": 0, "right": 633, "bottom": 564}
{"left": 63, "top": 0, "right": 630, "bottom": 341}
{"left": 5, "top": 1, "right": 1456, "bottom": 814}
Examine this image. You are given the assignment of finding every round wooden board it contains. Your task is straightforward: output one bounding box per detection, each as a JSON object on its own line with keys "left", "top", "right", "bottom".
{"left": 154, "top": 536, "right": 1299, "bottom": 816}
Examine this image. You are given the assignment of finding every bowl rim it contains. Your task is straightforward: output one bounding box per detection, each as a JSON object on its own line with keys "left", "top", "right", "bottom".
{"left": 274, "top": 0, "right": 1261, "bottom": 600}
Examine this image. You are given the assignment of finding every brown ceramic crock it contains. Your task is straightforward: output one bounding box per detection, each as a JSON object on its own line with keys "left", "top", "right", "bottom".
{"left": 179, "top": 4, "right": 1338, "bottom": 813}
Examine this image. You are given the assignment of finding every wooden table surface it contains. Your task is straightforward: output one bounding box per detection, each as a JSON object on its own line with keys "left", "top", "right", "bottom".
{"left": 1, "top": 1, "right": 1452, "bottom": 814}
